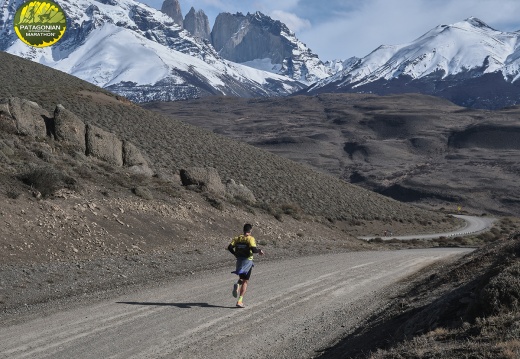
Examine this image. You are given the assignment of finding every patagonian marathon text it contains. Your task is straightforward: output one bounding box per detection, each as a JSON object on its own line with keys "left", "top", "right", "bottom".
{"left": 19, "top": 25, "right": 62, "bottom": 30}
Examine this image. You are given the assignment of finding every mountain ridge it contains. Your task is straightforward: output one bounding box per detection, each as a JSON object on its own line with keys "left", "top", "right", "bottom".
{"left": 304, "top": 17, "right": 520, "bottom": 109}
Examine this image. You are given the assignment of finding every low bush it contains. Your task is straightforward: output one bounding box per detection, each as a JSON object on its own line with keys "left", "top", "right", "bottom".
{"left": 18, "top": 166, "right": 77, "bottom": 197}
{"left": 133, "top": 186, "right": 153, "bottom": 200}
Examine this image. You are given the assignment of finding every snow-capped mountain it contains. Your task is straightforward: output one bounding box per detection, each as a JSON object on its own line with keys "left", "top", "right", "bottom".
{"left": 0, "top": 0, "right": 305, "bottom": 102}
{"left": 306, "top": 17, "right": 520, "bottom": 109}
{"left": 211, "top": 11, "right": 333, "bottom": 84}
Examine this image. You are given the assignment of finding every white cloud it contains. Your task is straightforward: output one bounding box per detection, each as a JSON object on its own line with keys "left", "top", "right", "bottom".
{"left": 297, "top": 0, "right": 520, "bottom": 60}
{"left": 269, "top": 10, "right": 311, "bottom": 33}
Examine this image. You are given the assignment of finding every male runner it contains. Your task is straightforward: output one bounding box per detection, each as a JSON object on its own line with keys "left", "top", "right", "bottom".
{"left": 227, "top": 223, "right": 264, "bottom": 308}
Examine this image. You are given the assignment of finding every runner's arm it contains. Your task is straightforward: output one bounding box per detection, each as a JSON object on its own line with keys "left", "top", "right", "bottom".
{"left": 251, "top": 247, "right": 265, "bottom": 255}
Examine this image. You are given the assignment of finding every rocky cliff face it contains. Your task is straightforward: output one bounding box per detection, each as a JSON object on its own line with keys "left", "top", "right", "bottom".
{"left": 183, "top": 7, "right": 211, "bottom": 41}
{"left": 160, "top": 0, "right": 183, "bottom": 28}
{"left": 211, "top": 12, "right": 331, "bottom": 84}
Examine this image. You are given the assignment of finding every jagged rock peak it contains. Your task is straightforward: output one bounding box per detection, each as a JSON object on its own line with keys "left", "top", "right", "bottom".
{"left": 183, "top": 7, "right": 211, "bottom": 41}
{"left": 161, "top": 0, "right": 183, "bottom": 28}
{"left": 211, "top": 11, "right": 290, "bottom": 63}
{"left": 247, "top": 11, "right": 291, "bottom": 35}
{"left": 210, "top": 11, "right": 331, "bottom": 84}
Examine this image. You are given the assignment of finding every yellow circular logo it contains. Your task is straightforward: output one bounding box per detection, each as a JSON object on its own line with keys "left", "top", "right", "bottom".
{"left": 13, "top": 1, "right": 67, "bottom": 48}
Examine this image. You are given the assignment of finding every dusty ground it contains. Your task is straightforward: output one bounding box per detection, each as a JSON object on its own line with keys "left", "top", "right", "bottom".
{"left": 0, "top": 181, "right": 464, "bottom": 326}
{"left": 0, "top": 247, "right": 472, "bottom": 359}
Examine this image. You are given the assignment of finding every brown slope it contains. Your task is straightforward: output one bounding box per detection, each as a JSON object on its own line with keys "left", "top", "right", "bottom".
{"left": 0, "top": 51, "right": 450, "bottom": 225}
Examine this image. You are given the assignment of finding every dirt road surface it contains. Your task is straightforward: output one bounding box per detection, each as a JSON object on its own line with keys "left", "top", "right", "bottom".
{"left": 359, "top": 215, "right": 497, "bottom": 240}
{"left": 0, "top": 248, "right": 471, "bottom": 359}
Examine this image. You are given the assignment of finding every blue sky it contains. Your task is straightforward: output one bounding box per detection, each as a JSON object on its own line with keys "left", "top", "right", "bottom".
{"left": 141, "top": 0, "right": 520, "bottom": 61}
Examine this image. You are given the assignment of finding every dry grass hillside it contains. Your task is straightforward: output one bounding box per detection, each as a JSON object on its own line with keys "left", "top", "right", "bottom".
{"left": 320, "top": 234, "right": 520, "bottom": 359}
{"left": 0, "top": 51, "right": 451, "bottom": 225}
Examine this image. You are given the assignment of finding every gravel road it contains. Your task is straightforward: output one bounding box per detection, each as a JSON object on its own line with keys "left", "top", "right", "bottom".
{"left": 359, "top": 215, "right": 497, "bottom": 240}
{"left": 0, "top": 248, "right": 471, "bottom": 359}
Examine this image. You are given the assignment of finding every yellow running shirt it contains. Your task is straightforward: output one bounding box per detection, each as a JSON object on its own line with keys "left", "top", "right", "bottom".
{"left": 230, "top": 234, "right": 257, "bottom": 260}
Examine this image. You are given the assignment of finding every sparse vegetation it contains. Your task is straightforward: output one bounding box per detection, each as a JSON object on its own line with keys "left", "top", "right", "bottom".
{"left": 320, "top": 238, "right": 520, "bottom": 358}
{"left": 18, "top": 166, "right": 77, "bottom": 197}
{"left": 132, "top": 186, "right": 153, "bottom": 200}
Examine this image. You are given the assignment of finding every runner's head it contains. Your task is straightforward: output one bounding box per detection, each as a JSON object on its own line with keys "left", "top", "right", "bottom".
{"left": 243, "top": 223, "right": 253, "bottom": 234}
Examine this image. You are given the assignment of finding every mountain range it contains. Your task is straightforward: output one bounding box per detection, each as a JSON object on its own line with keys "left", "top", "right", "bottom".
{"left": 3, "top": 0, "right": 520, "bottom": 109}
{"left": 305, "top": 17, "right": 520, "bottom": 109}
{"left": 0, "top": 0, "right": 305, "bottom": 102}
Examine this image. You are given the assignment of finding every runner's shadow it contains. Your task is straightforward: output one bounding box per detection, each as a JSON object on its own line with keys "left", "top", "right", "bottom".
{"left": 116, "top": 301, "right": 235, "bottom": 309}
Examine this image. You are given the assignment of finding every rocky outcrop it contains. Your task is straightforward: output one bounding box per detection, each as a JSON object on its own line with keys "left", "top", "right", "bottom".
{"left": 161, "top": 0, "right": 183, "bottom": 28}
{"left": 225, "top": 179, "right": 255, "bottom": 203}
{"left": 180, "top": 167, "right": 226, "bottom": 196}
{"left": 0, "top": 98, "right": 49, "bottom": 138}
{"left": 183, "top": 7, "right": 210, "bottom": 41}
{"left": 86, "top": 124, "right": 124, "bottom": 166}
{"left": 211, "top": 12, "right": 282, "bottom": 63}
{"left": 0, "top": 97, "right": 153, "bottom": 175}
{"left": 53, "top": 104, "right": 86, "bottom": 151}
{"left": 179, "top": 167, "right": 256, "bottom": 201}
{"left": 123, "top": 141, "right": 154, "bottom": 176}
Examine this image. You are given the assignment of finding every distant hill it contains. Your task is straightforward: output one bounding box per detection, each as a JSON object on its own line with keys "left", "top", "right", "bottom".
{"left": 145, "top": 93, "right": 520, "bottom": 216}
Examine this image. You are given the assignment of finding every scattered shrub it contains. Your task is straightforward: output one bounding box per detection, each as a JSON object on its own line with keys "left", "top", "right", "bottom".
{"left": 204, "top": 195, "right": 223, "bottom": 210}
{"left": 480, "top": 262, "right": 520, "bottom": 315}
{"left": 132, "top": 186, "right": 153, "bottom": 200}
{"left": 281, "top": 202, "right": 302, "bottom": 220}
{"left": 5, "top": 189, "right": 20, "bottom": 199}
{"left": 18, "top": 166, "right": 77, "bottom": 197}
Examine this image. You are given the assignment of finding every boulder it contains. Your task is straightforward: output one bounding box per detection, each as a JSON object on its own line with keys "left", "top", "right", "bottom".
{"left": 225, "top": 179, "right": 256, "bottom": 203}
{"left": 0, "top": 98, "right": 16, "bottom": 133}
{"left": 123, "top": 140, "right": 153, "bottom": 176}
{"left": 85, "top": 124, "right": 123, "bottom": 166}
{"left": 0, "top": 98, "right": 11, "bottom": 117}
{"left": 53, "top": 104, "right": 86, "bottom": 151}
{"left": 7, "top": 97, "right": 49, "bottom": 138}
{"left": 123, "top": 141, "right": 147, "bottom": 167}
{"left": 180, "top": 167, "right": 225, "bottom": 195}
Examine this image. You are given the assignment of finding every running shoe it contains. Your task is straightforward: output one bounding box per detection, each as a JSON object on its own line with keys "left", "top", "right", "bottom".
{"left": 236, "top": 301, "right": 245, "bottom": 308}
{"left": 232, "top": 283, "right": 240, "bottom": 298}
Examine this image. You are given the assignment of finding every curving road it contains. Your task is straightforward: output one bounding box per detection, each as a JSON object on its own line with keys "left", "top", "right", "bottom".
{"left": 359, "top": 215, "right": 497, "bottom": 241}
{"left": 0, "top": 248, "right": 472, "bottom": 359}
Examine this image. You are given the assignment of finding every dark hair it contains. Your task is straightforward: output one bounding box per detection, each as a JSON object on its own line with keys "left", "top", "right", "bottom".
{"left": 243, "top": 223, "right": 253, "bottom": 233}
